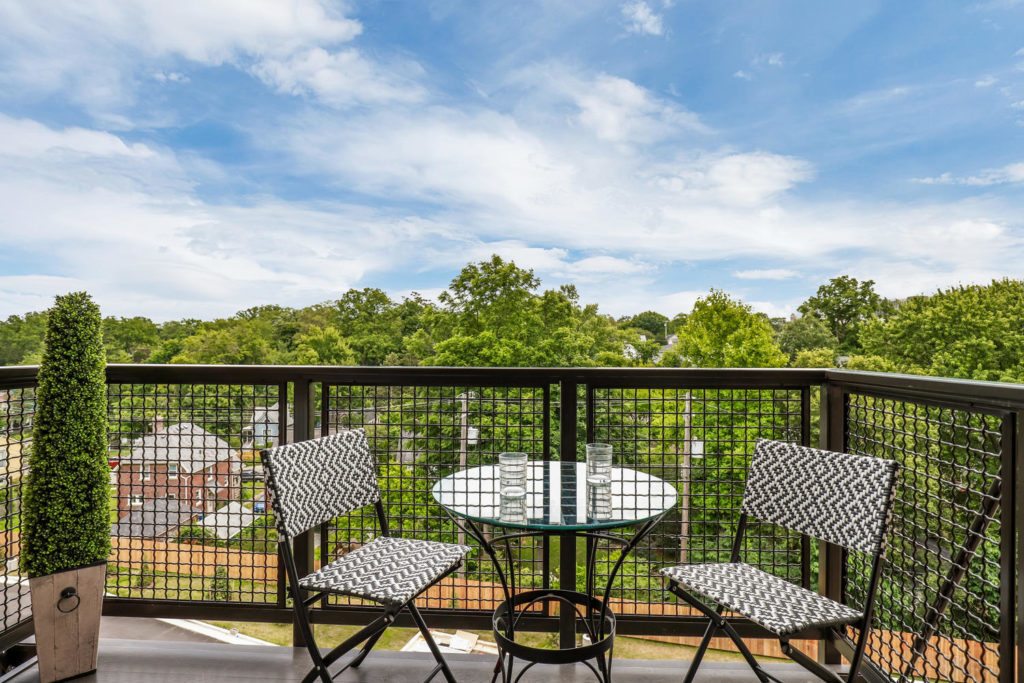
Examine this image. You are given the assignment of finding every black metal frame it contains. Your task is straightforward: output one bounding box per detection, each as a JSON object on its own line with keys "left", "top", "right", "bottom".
{"left": 443, "top": 509, "right": 669, "bottom": 683}
{"left": 278, "top": 498, "right": 461, "bottom": 683}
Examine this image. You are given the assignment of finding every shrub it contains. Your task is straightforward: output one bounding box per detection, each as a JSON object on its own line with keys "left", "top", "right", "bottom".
{"left": 21, "top": 292, "right": 111, "bottom": 577}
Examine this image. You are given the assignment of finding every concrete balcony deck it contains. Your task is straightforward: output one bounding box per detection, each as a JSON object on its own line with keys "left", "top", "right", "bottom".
{"left": 5, "top": 638, "right": 834, "bottom": 682}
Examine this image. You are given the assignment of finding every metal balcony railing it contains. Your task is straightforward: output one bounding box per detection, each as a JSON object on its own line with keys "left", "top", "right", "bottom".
{"left": 0, "top": 364, "right": 1019, "bottom": 683}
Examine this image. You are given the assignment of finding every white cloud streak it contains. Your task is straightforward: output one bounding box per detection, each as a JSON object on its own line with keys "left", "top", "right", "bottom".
{"left": 621, "top": 1, "right": 664, "bottom": 36}
{"left": 913, "top": 162, "right": 1024, "bottom": 186}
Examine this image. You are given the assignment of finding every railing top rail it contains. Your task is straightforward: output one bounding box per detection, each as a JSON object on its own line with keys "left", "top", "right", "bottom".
{"left": 3, "top": 364, "right": 1024, "bottom": 406}
{"left": 825, "top": 369, "right": 1024, "bottom": 409}
{"left": 0, "top": 365, "right": 38, "bottom": 387}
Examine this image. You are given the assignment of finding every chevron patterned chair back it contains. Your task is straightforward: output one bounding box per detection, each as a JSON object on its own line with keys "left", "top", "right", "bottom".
{"left": 742, "top": 438, "right": 898, "bottom": 554}
{"left": 261, "top": 428, "right": 380, "bottom": 540}
{"left": 661, "top": 438, "right": 900, "bottom": 683}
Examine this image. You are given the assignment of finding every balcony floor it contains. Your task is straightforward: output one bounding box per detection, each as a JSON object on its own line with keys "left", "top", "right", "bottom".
{"left": 7, "top": 638, "right": 838, "bottom": 682}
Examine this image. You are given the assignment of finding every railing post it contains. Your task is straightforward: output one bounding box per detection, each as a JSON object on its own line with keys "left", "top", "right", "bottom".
{"left": 999, "top": 410, "right": 1019, "bottom": 683}
{"left": 291, "top": 378, "right": 316, "bottom": 648}
{"left": 1016, "top": 410, "right": 1023, "bottom": 683}
{"left": 818, "top": 381, "right": 845, "bottom": 666}
{"left": 558, "top": 377, "right": 579, "bottom": 650}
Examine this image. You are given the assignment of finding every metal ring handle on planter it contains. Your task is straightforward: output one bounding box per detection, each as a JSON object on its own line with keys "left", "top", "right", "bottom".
{"left": 57, "top": 587, "right": 80, "bottom": 614}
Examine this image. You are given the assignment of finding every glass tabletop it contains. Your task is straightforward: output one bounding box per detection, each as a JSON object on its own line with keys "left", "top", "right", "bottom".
{"left": 430, "top": 461, "right": 678, "bottom": 531}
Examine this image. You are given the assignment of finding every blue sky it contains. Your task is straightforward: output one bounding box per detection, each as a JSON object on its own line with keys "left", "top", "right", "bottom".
{"left": 0, "top": 1, "right": 1022, "bottom": 321}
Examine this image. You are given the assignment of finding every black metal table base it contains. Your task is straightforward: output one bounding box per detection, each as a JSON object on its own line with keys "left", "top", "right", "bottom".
{"left": 442, "top": 513, "right": 668, "bottom": 683}
{"left": 492, "top": 589, "right": 616, "bottom": 683}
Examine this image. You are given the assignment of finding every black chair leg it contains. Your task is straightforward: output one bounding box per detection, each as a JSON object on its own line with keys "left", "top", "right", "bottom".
{"left": 293, "top": 603, "right": 331, "bottom": 683}
{"left": 682, "top": 616, "right": 718, "bottom": 683}
{"left": 409, "top": 602, "right": 457, "bottom": 683}
{"left": 348, "top": 626, "right": 387, "bottom": 669}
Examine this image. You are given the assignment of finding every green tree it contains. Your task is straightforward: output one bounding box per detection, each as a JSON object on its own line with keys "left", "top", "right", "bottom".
{"left": 209, "top": 565, "right": 230, "bottom": 601}
{"left": 0, "top": 311, "right": 48, "bottom": 365}
{"left": 798, "top": 276, "right": 886, "bottom": 352}
{"left": 104, "top": 316, "right": 160, "bottom": 362}
{"left": 290, "top": 326, "right": 356, "bottom": 365}
{"left": 777, "top": 316, "right": 838, "bottom": 361}
{"left": 859, "top": 279, "right": 1024, "bottom": 381}
{"left": 622, "top": 311, "right": 669, "bottom": 342}
{"left": 170, "top": 319, "right": 284, "bottom": 365}
{"left": 792, "top": 348, "right": 836, "bottom": 368}
{"left": 675, "top": 290, "right": 787, "bottom": 368}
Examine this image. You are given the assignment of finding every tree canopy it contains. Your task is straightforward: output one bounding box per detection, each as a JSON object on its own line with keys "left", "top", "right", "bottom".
{"left": 798, "top": 275, "right": 888, "bottom": 352}
{"left": 673, "top": 290, "right": 787, "bottom": 368}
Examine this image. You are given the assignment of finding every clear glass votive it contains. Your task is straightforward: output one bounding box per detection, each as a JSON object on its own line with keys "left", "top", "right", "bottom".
{"left": 586, "top": 475, "right": 612, "bottom": 520}
{"left": 499, "top": 451, "right": 528, "bottom": 490}
{"left": 499, "top": 486, "right": 527, "bottom": 523}
{"left": 586, "top": 443, "right": 613, "bottom": 479}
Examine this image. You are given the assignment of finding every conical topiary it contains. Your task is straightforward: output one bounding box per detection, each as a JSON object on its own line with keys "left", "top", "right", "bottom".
{"left": 21, "top": 292, "right": 110, "bottom": 577}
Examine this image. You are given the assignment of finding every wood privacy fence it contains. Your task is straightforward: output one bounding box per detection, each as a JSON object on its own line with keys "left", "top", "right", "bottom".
{"left": 108, "top": 537, "right": 277, "bottom": 582}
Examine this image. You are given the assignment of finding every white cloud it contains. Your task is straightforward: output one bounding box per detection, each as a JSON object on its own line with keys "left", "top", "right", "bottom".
{"left": 733, "top": 70, "right": 753, "bottom": 81}
{"left": 913, "top": 162, "right": 1024, "bottom": 186}
{"left": 251, "top": 47, "right": 427, "bottom": 107}
{"left": 734, "top": 269, "right": 799, "bottom": 280}
{"left": 153, "top": 72, "right": 189, "bottom": 84}
{"left": 975, "top": 75, "right": 998, "bottom": 87}
{"left": 621, "top": 1, "right": 664, "bottom": 36}
{"left": 753, "top": 52, "right": 785, "bottom": 67}
{"left": 0, "top": 1, "right": 410, "bottom": 114}
{"left": 4, "top": 111, "right": 1023, "bottom": 321}
{"left": 0, "top": 115, "right": 157, "bottom": 159}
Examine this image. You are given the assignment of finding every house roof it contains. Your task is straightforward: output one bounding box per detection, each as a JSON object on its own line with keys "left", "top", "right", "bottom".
{"left": 127, "top": 422, "right": 236, "bottom": 473}
{"left": 111, "top": 499, "right": 200, "bottom": 539}
{"left": 198, "top": 501, "right": 257, "bottom": 541}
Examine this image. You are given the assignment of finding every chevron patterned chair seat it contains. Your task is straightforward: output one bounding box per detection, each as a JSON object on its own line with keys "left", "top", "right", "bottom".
{"left": 662, "top": 439, "right": 899, "bottom": 683}
{"left": 660, "top": 562, "right": 861, "bottom": 636}
{"left": 299, "top": 536, "right": 469, "bottom": 606}
{"left": 262, "top": 429, "right": 471, "bottom": 683}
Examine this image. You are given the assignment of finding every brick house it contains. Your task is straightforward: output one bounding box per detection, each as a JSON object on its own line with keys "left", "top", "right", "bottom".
{"left": 116, "top": 422, "right": 241, "bottom": 519}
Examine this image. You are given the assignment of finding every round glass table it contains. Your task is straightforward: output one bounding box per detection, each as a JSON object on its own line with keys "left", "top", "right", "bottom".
{"left": 431, "top": 461, "right": 678, "bottom": 683}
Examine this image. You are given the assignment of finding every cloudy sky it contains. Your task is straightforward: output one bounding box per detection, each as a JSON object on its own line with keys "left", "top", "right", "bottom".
{"left": 1, "top": 1, "right": 1022, "bottom": 321}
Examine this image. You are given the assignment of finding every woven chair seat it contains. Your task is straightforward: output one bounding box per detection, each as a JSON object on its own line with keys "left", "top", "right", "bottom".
{"left": 661, "top": 562, "right": 862, "bottom": 636}
{"left": 300, "top": 536, "right": 471, "bottom": 605}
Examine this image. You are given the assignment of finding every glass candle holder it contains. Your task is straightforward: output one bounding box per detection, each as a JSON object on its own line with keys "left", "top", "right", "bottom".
{"left": 586, "top": 475, "right": 612, "bottom": 520}
{"left": 499, "top": 452, "right": 528, "bottom": 490}
{"left": 499, "top": 486, "right": 527, "bottom": 524}
{"left": 586, "top": 443, "right": 613, "bottom": 479}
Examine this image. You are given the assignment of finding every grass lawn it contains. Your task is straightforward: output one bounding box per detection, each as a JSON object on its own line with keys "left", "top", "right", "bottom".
{"left": 208, "top": 621, "right": 776, "bottom": 663}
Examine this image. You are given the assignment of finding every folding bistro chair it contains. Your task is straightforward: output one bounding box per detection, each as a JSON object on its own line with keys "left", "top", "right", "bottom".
{"left": 261, "top": 429, "right": 472, "bottom": 683}
{"left": 661, "top": 438, "right": 899, "bottom": 683}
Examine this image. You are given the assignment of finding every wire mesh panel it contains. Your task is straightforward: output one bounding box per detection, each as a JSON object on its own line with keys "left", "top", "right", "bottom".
{"left": 0, "top": 386, "right": 34, "bottom": 633}
{"left": 106, "top": 382, "right": 283, "bottom": 606}
{"left": 587, "top": 386, "right": 806, "bottom": 612}
{"left": 321, "top": 383, "right": 549, "bottom": 614}
{"left": 845, "top": 393, "right": 1004, "bottom": 683}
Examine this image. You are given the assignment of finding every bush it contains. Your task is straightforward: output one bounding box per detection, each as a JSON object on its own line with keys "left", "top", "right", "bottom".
{"left": 21, "top": 292, "right": 111, "bottom": 577}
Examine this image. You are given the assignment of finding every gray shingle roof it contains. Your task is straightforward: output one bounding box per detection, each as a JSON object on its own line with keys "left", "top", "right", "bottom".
{"left": 127, "top": 423, "right": 235, "bottom": 473}
{"left": 111, "top": 499, "right": 200, "bottom": 539}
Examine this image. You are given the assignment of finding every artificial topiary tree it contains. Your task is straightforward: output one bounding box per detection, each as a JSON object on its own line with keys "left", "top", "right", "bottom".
{"left": 22, "top": 292, "right": 110, "bottom": 577}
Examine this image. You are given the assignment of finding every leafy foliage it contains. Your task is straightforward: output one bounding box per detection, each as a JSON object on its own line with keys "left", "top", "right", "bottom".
{"left": 859, "top": 279, "right": 1024, "bottom": 382}
{"left": 798, "top": 275, "right": 888, "bottom": 352}
{"left": 675, "top": 290, "right": 787, "bottom": 368}
{"left": 21, "top": 292, "right": 111, "bottom": 577}
{"left": 776, "top": 316, "right": 838, "bottom": 361}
